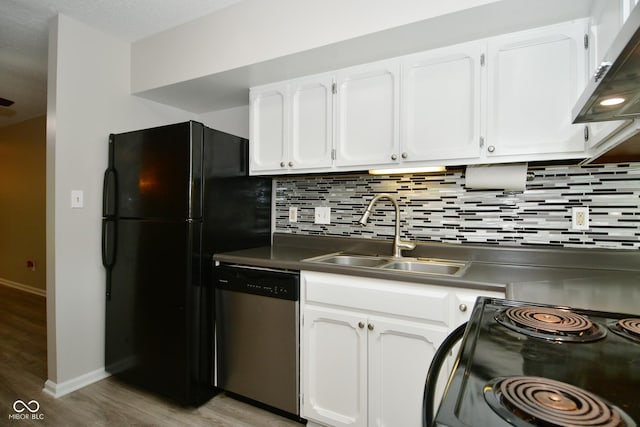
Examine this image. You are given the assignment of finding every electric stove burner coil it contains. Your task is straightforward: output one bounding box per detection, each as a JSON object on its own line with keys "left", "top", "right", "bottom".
{"left": 609, "top": 318, "right": 640, "bottom": 343}
{"left": 484, "top": 376, "right": 631, "bottom": 427}
{"left": 618, "top": 318, "right": 640, "bottom": 336}
{"left": 496, "top": 306, "right": 607, "bottom": 342}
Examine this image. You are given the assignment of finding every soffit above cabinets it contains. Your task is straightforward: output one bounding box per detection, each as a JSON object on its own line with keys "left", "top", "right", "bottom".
{"left": 133, "top": 0, "right": 593, "bottom": 113}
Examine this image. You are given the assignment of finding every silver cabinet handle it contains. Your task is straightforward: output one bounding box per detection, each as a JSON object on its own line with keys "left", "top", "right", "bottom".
{"left": 487, "top": 145, "right": 495, "bottom": 153}
{"left": 358, "top": 321, "right": 365, "bottom": 329}
{"left": 391, "top": 154, "right": 397, "bottom": 161}
{"left": 368, "top": 323, "right": 374, "bottom": 331}
{"left": 459, "top": 304, "right": 468, "bottom": 312}
{"left": 401, "top": 152, "right": 408, "bottom": 159}
{"left": 280, "top": 161, "right": 286, "bottom": 168}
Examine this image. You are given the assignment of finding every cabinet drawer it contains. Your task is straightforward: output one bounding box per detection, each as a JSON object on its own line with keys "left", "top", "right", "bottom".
{"left": 303, "top": 271, "right": 450, "bottom": 325}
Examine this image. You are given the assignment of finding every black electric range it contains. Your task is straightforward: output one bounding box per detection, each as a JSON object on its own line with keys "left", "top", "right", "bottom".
{"left": 434, "top": 297, "right": 640, "bottom": 427}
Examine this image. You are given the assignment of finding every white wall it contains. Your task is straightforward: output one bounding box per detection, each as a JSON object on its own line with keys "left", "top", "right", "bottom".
{"left": 131, "top": 0, "right": 498, "bottom": 93}
{"left": 45, "top": 14, "right": 194, "bottom": 396}
{"left": 130, "top": 0, "right": 592, "bottom": 115}
{"left": 198, "top": 105, "right": 249, "bottom": 138}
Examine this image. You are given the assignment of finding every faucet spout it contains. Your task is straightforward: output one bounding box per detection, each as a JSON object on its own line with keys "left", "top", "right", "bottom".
{"left": 358, "top": 193, "right": 416, "bottom": 258}
{"left": 358, "top": 208, "right": 372, "bottom": 226}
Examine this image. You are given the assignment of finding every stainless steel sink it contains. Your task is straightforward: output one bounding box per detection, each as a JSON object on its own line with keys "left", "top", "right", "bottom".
{"left": 304, "top": 253, "right": 389, "bottom": 268}
{"left": 304, "top": 253, "right": 469, "bottom": 277}
{"left": 381, "top": 259, "right": 467, "bottom": 276}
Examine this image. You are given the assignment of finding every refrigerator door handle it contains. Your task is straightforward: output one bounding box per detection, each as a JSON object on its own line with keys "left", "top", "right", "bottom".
{"left": 102, "top": 168, "right": 117, "bottom": 217}
{"left": 102, "top": 219, "right": 116, "bottom": 299}
{"left": 102, "top": 219, "right": 116, "bottom": 268}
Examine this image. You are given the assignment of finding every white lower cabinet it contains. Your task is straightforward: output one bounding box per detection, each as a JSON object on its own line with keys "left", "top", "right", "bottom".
{"left": 303, "top": 306, "right": 367, "bottom": 427}
{"left": 367, "top": 316, "right": 447, "bottom": 427}
{"left": 300, "top": 271, "right": 504, "bottom": 427}
{"left": 303, "top": 306, "right": 446, "bottom": 427}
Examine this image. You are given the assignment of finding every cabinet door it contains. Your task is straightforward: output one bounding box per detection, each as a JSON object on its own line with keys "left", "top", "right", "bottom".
{"left": 449, "top": 289, "right": 505, "bottom": 363}
{"left": 302, "top": 306, "right": 367, "bottom": 427}
{"left": 440, "top": 288, "right": 506, "bottom": 406}
{"left": 249, "top": 84, "right": 288, "bottom": 174}
{"left": 401, "top": 42, "right": 483, "bottom": 163}
{"left": 335, "top": 59, "right": 400, "bottom": 168}
{"left": 452, "top": 289, "right": 505, "bottom": 327}
{"left": 486, "top": 21, "right": 588, "bottom": 160}
{"left": 367, "top": 316, "right": 448, "bottom": 427}
{"left": 290, "top": 76, "right": 334, "bottom": 171}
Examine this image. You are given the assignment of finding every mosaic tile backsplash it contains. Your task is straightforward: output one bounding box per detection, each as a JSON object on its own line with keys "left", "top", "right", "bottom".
{"left": 274, "top": 162, "right": 640, "bottom": 250}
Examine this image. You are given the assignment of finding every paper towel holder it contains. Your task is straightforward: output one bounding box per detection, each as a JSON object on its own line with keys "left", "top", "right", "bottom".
{"left": 503, "top": 172, "right": 534, "bottom": 195}
{"left": 465, "top": 163, "right": 530, "bottom": 192}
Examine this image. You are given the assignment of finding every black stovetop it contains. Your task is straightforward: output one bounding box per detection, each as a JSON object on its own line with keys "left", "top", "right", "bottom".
{"left": 434, "top": 297, "right": 640, "bottom": 427}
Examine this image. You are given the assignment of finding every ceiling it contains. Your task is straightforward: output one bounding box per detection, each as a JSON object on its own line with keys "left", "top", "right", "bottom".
{"left": 0, "top": 0, "right": 243, "bottom": 127}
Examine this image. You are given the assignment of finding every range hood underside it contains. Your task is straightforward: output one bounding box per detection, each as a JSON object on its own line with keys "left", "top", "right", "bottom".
{"left": 586, "top": 121, "right": 640, "bottom": 164}
{"left": 573, "top": 2, "right": 640, "bottom": 123}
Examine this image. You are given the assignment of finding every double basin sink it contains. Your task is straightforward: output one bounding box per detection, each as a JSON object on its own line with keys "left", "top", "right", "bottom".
{"left": 304, "top": 253, "right": 470, "bottom": 277}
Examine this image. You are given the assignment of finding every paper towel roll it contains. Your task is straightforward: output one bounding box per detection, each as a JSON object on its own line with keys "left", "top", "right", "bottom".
{"left": 465, "top": 163, "right": 528, "bottom": 191}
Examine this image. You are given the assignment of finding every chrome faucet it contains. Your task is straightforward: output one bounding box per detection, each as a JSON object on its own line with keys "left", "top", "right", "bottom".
{"left": 358, "top": 193, "right": 416, "bottom": 258}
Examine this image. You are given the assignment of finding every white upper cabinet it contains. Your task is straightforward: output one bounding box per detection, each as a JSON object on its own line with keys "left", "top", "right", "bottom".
{"left": 485, "top": 20, "right": 589, "bottom": 161}
{"left": 335, "top": 59, "right": 400, "bottom": 168}
{"left": 290, "top": 75, "right": 334, "bottom": 171}
{"left": 249, "top": 84, "right": 288, "bottom": 174}
{"left": 250, "top": 74, "right": 334, "bottom": 175}
{"left": 250, "top": 19, "right": 595, "bottom": 175}
{"left": 400, "top": 42, "right": 484, "bottom": 164}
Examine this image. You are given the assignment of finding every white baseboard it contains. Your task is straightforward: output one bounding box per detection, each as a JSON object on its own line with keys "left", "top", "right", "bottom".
{"left": 0, "top": 277, "right": 46, "bottom": 297}
{"left": 43, "top": 368, "right": 110, "bottom": 398}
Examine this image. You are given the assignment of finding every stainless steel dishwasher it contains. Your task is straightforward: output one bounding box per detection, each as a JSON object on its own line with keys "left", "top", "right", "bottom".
{"left": 213, "top": 264, "right": 300, "bottom": 418}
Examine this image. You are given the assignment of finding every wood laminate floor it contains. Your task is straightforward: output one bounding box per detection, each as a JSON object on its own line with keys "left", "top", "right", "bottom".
{"left": 0, "top": 285, "right": 304, "bottom": 426}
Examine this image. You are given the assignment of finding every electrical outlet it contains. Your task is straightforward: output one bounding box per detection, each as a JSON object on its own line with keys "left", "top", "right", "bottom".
{"left": 314, "top": 207, "right": 331, "bottom": 224}
{"left": 572, "top": 207, "right": 589, "bottom": 230}
{"left": 289, "top": 207, "right": 298, "bottom": 223}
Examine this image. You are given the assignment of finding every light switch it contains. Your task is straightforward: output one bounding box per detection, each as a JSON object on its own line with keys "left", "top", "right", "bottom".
{"left": 71, "top": 190, "right": 84, "bottom": 208}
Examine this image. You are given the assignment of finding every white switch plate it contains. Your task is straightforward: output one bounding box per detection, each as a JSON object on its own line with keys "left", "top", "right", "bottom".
{"left": 571, "top": 206, "right": 589, "bottom": 230}
{"left": 71, "top": 190, "right": 84, "bottom": 209}
{"left": 289, "top": 206, "right": 298, "bottom": 223}
{"left": 314, "top": 206, "right": 331, "bottom": 224}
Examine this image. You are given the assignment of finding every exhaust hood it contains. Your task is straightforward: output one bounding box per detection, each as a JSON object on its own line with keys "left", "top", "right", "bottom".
{"left": 572, "top": 2, "right": 640, "bottom": 123}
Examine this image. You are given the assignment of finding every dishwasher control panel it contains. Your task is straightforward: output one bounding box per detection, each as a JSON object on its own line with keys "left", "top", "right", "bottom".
{"left": 214, "top": 264, "right": 299, "bottom": 301}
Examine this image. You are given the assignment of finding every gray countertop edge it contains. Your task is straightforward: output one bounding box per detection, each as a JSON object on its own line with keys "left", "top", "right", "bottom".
{"left": 213, "top": 248, "right": 507, "bottom": 293}
{"left": 266, "top": 233, "right": 640, "bottom": 271}
{"left": 212, "top": 233, "right": 640, "bottom": 299}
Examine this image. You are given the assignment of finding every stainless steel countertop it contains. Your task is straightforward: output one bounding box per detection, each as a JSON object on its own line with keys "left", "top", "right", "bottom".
{"left": 213, "top": 234, "right": 640, "bottom": 315}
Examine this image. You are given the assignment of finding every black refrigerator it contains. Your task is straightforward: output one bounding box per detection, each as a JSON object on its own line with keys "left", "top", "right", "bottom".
{"left": 101, "top": 121, "right": 271, "bottom": 406}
